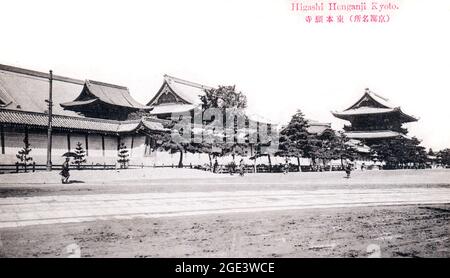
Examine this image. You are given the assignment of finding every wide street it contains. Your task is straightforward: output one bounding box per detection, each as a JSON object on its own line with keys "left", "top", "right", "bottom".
{"left": 0, "top": 168, "right": 449, "bottom": 257}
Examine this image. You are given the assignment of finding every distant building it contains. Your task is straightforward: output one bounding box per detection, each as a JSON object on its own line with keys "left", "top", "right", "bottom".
{"left": 145, "top": 74, "right": 279, "bottom": 164}
{"left": 147, "top": 74, "right": 212, "bottom": 118}
{"left": 0, "top": 64, "right": 166, "bottom": 168}
{"left": 332, "top": 88, "right": 418, "bottom": 145}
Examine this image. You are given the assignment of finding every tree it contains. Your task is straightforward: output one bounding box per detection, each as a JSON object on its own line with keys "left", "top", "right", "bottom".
{"left": 370, "top": 136, "right": 427, "bottom": 169}
{"left": 154, "top": 122, "right": 199, "bottom": 168}
{"left": 313, "top": 130, "right": 343, "bottom": 170}
{"left": 253, "top": 141, "right": 274, "bottom": 172}
{"left": 16, "top": 132, "right": 33, "bottom": 172}
{"left": 437, "top": 149, "right": 450, "bottom": 166}
{"left": 200, "top": 85, "right": 249, "bottom": 164}
{"left": 73, "top": 142, "right": 87, "bottom": 169}
{"left": 117, "top": 142, "right": 130, "bottom": 169}
{"left": 329, "top": 131, "right": 358, "bottom": 168}
{"left": 405, "top": 137, "right": 427, "bottom": 166}
{"left": 275, "top": 110, "right": 315, "bottom": 171}
{"left": 201, "top": 85, "right": 247, "bottom": 110}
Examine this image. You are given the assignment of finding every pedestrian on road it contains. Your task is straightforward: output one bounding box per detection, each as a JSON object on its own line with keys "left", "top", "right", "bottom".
{"left": 345, "top": 161, "right": 353, "bottom": 179}
{"left": 283, "top": 158, "right": 289, "bottom": 174}
{"left": 60, "top": 157, "right": 70, "bottom": 184}
{"left": 239, "top": 159, "right": 245, "bottom": 176}
{"left": 213, "top": 159, "right": 219, "bottom": 173}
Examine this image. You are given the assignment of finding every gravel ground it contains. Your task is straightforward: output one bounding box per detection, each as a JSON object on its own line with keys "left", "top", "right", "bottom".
{"left": 0, "top": 169, "right": 449, "bottom": 257}
{"left": 1, "top": 169, "right": 449, "bottom": 198}
{"left": 0, "top": 204, "right": 449, "bottom": 258}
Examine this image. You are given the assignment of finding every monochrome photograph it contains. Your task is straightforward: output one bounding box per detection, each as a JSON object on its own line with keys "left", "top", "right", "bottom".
{"left": 0, "top": 0, "right": 449, "bottom": 264}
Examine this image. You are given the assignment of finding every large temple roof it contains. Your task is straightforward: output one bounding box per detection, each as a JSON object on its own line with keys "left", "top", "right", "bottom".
{"left": 147, "top": 75, "right": 275, "bottom": 127}
{"left": 332, "top": 89, "right": 418, "bottom": 123}
{"left": 0, "top": 64, "right": 84, "bottom": 117}
{"left": 61, "top": 80, "right": 149, "bottom": 110}
{"left": 147, "top": 74, "right": 213, "bottom": 107}
{"left": 0, "top": 64, "right": 149, "bottom": 118}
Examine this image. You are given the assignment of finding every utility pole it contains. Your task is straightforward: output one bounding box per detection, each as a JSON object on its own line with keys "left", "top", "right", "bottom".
{"left": 46, "top": 70, "right": 53, "bottom": 171}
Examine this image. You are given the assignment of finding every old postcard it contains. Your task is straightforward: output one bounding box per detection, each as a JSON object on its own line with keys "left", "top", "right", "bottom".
{"left": 0, "top": 0, "right": 449, "bottom": 263}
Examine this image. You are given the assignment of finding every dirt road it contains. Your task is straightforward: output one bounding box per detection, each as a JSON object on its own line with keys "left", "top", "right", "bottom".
{"left": 1, "top": 187, "right": 450, "bottom": 229}
{"left": 1, "top": 204, "right": 449, "bottom": 258}
{"left": 0, "top": 169, "right": 449, "bottom": 257}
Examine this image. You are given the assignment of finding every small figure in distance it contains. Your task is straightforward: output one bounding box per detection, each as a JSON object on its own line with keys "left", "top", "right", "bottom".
{"left": 239, "top": 159, "right": 245, "bottom": 177}
{"left": 345, "top": 160, "right": 353, "bottom": 179}
{"left": 283, "top": 158, "right": 289, "bottom": 175}
{"left": 60, "top": 157, "right": 70, "bottom": 184}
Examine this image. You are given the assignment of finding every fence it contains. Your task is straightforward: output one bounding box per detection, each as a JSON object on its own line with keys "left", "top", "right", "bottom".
{"left": 0, "top": 162, "right": 117, "bottom": 174}
{"left": 1, "top": 162, "right": 347, "bottom": 175}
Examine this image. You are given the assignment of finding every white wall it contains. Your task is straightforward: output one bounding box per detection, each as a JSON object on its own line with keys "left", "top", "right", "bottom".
{"left": 0, "top": 129, "right": 285, "bottom": 168}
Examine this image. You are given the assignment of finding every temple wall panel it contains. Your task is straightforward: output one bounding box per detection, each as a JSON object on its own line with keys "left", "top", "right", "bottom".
{"left": 131, "top": 136, "right": 146, "bottom": 159}
{"left": 3, "top": 130, "right": 25, "bottom": 159}
{"left": 52, "top": 134, "right": 69, "bottom": 160}
{"left": 87, "top": 135, "right": 103, "bottom": 159}
{"left": 103, "top": 136, "right": 117, "bottom": 163}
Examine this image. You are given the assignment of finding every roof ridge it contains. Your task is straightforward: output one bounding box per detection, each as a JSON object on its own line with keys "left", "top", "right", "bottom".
{"left": 164, "top": 74, "right": 214, "bottom": 90}
{"left": 86, "top": 79, "right": 129, "bottom": 91}
{"left": 366, "top": 89, "right": 389, "bottom": 102}
{"left": 0, "top": 63, "right": 84, "bottom": 85}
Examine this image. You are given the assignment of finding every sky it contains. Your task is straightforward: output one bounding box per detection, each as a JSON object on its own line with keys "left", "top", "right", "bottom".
{"left": 1, "top": 0, "right": 449, "bottom": 150}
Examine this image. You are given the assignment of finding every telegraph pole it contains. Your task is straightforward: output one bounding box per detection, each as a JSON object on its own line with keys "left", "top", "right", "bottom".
{"left": 46, "top": 70, "right": 53, "bottom": 171}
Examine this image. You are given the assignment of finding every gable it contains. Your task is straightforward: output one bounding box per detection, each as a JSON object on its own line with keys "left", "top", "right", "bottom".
{"left": 148, "top": 81, "right": 190, "bottom": 106}
{"left": 347, "top": 92, "right": 391, "bottom": 110}
{"left": 354, "top": 94, "right": 383, "bottom": 108}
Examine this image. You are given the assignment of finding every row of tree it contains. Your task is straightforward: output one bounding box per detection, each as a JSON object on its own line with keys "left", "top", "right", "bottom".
{"left": 144, "top": 85, "right": 436, "bottom": 170}
{"left": 144, "top": 86, "right": 359, "bottom": 170}
{"left": 13, "top": 85, "right": 445, "bottom": 171}
{"left": 15, "top": 134, "right": 131, "bottom": 171}
{"left": 276, "top": 110, "right": 357, "bottom": 171}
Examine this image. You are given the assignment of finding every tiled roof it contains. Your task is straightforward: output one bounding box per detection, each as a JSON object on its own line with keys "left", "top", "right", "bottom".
{"left": 307, "top": 121, "right": 332, "bottom": 135}
{"left": 150, "top": 103, "right": 197, "bottom": 115}
{"left": 0, "top": 109, "right": 166, "bottom": 134}
{"left": 347, "top": 89, "right": 395, "bottom": 110}
{"left": 147, "top": 74, "right": 213, "bottom": 107}
{"left": 333, "top": 107, "right": 395, "bottom": 116}
{"left": 333, "top": 88, "right": 418, "bottom": 123}
{"left": 332, "top": 107, "right": 417, "bottom": 122}
{"left": 345, "top": 130, "right": 409, "bottom": 139}
{"left": 0, "top": 64, "right": 148, "bottom": 116}
{"left": 346, "top": 139, "right": 371, "bottom": 153}
{"left": 163, "top": 75, "right": 212, "bottom": 105}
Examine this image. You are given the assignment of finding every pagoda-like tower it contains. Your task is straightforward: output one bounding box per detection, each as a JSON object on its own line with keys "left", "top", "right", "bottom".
{"left": 332, "top": 88, "right": 418, "bottom": 145}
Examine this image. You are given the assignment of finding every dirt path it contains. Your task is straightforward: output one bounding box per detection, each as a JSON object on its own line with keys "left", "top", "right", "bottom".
{"left": 1, "top": 204, "right": 449, "bottom": 258}
{"left": 2, "top": 188, "right": 450, "bottom": 229}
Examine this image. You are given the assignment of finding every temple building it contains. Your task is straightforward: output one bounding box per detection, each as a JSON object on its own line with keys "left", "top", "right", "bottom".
{"left": 60, "top": 80, "right": 151, "bottom": 120}
{"left": 147, "top": 74, "right": 275, "bottom": 127}
{"left": 0, "top": 64, "right": 166, "bottom": 169}
{"left": 145, "top": 74, "right": 280, "bottom": 165}
{"left": 332, "top": 88, "right": 418, "bottom": 145}
{"left": 147, "top": 74, "right": 211, "bottom": 118}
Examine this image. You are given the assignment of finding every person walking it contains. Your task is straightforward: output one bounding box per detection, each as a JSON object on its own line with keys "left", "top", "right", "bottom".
{"left": 345, "top": 160, "right": 353, "bottom": 179}
{"left": 283, "top": 158, "right": 289, "bottom": 174}
{"left": 213, "top": 159, "right": 219, "bottom": 173}
{"left": 238, "top": 159, "right": 245, "bottom": 177}
{"left": 60, "top": 157, "right": 70, "bottom": 184}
